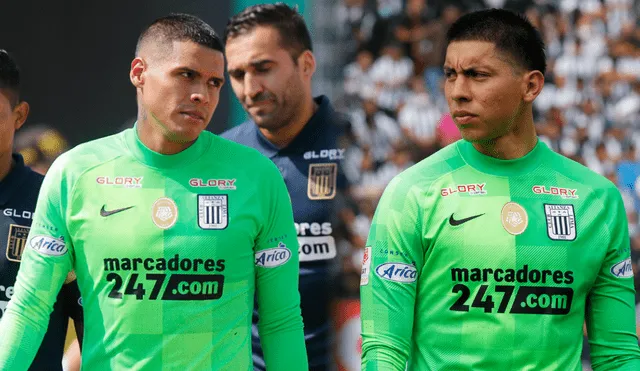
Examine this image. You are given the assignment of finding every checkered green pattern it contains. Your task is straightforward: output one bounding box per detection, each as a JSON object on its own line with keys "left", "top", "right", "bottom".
{"left": 361, "top": 139, "right": 640, "bottom": 370}
{"left": 0, "top": 128, "right": 307, "bottom": 370}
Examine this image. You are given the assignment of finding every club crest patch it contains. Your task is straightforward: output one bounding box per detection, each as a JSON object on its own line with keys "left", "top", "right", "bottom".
{"left": 544, "top": 204, "right": 576, "bottom": 241}
{"left": 152, "top": 197, "right": 178, "bottom": 230}
{"left": 308, "top": 163, "right": 337, "bottom": 200}
{"left": 6, "top": 224, "right": 29, "bottom": 262}
{"left": 501, "top": 202, "right": 528, "bottom": 235}
{"left": 198, "top": 195, "right": 228, "bottom": 230}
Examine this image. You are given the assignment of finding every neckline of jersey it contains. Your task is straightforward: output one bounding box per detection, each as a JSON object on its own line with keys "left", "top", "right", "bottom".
{"left": 457, "top": 138, "right": 549, "bottom": 176}
{"left": 252, "top": 95, "right": 330, "bottom": 157}
{"left": 123, "top": 125, "right": 212, "bottom": 169}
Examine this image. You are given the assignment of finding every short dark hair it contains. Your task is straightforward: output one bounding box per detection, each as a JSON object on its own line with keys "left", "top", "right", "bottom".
{"left": 446, "top": 8, "right": 546, "bottom": 75}
{"left": 0, "top": 49, "right": 20, "bottom": 107}
{"left": 225, "top": 3, "right": 312, "bottom": 60}
{"left": 136, "top": 13, "right": 224, "bottom": 55}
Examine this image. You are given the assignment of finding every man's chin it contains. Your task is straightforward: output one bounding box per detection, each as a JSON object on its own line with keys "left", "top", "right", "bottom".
{"left": 164, "top": 127, "right": 200, "bottom": 144}
{"left": 459, "top": 128, "right": 485, "bottom": 143}
{"left": 252, "top": 115, "right": 277, "bottom": 130}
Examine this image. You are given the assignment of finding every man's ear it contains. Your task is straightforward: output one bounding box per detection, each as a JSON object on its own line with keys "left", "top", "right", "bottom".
{"left": 12, "top": 101, "right": 29, "bottom": 131}
{"left": 523, "top": 70, "right": 545, "bottom": 103}
{"left": 130, "top": 57, "right": 146, "bottom": 88}
{"left": 298, "top": 50, "right": 316, "bottom": 80}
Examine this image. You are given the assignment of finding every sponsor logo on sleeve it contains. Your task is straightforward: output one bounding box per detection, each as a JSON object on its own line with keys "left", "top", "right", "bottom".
{"left": 6, "top": 224, "right": 29, "bottom": 262}
{"left": 441, "top": 183, "right": 487, "bottom": 197}
{"left": 34, "top": 222, "right": 58, "bottom": 233}
{"left": 308, "top": 163, "right": 337, "bottom": 200}
{"left": 360, "top": 246, "right": 371, "bottom": 286}
{"left": 255, "top": 242, "right": 291, "bottom": 268}
{"left": 29, "top": 235, "right": 67, "bottom": 256}
{"left": 610, "top": 258, "right": 634, "bottom": 278}
{"left": 375, "top": 262, "right": 417, "bottom": 283}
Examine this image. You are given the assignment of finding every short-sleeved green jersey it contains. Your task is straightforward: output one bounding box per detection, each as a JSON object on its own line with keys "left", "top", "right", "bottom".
{"left": 0, "top": 127, "right": 308, "bottom": 371}
{"left": 361, "top": 139, "right": 640, "bottom": 371}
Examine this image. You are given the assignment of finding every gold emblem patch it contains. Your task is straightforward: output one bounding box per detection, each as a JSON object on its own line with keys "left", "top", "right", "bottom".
{"left": 6, "top": 224, "right": 30, "bottom": 262}
{"left": 308, "top": 163, "right": 337, "bottom": 200}
{"left": 152, "top": 197, "right": 178, "bottom": 229}
{"left": 501, "top": 202, "right": 528, "bottom": 235}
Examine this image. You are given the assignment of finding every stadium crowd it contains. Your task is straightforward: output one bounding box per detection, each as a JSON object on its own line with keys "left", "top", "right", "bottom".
{"left": 328, "top": 0, "right": 639, "bottom": 368}
{"left": 331, "top": 0, "right": 639, "bottom": 288}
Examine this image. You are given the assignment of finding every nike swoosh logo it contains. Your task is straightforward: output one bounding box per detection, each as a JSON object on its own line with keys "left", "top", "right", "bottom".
{"left": 449, "top": 213, "right": 484, "bottom": 226}
{"left": 100, "top": 205, "right": 134, "bottom": 217}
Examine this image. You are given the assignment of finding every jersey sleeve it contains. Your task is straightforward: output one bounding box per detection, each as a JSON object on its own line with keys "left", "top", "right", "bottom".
{"left": 360, "top": 175, "right": 425, "bottom": 371}
{"left": 0, "top": 157, "right": 75, "bottom": 370}
{"left": 586, "top": 187, "right": 640, "bottom": 370}
{"left": 254, "top": 161, "right": 308, "bottom": 370}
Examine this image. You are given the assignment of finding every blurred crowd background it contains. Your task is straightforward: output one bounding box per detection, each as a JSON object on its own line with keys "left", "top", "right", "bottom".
{"left": 323, "top": 1, "right": 640, "bottom": 369}
{"left": 8, "top": 0, "right": 639, "bottom": 370}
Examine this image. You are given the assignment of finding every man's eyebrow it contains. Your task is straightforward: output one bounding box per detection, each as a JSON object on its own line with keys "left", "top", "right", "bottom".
{"left": 175, "top": 66, "right": 201, "bottom": 77}
{"left": 443, "top": 65, "right": 495, "bottom": 73}
{"left": 175, "top": 66, "right": 225, "bottom": 84}
{"left": 249, "top": 59, "right": 274, "bottom": 67}
{"left": 229, "top": 59, "right": 275, "bottom": 75}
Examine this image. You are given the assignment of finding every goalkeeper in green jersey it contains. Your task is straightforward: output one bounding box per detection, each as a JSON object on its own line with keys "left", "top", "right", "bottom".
{"left": 0, "top": 14, "right": 307, "bottom": 371}
{"left": 360, "top": 8, "right": 640, "bottom": 371}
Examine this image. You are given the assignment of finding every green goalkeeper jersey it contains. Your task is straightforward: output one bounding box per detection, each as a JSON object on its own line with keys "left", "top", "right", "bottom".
{"left": 360, "top": 139, "right": 640, "bottom": 371}
{"left": 0, "top": 127, "right": 308, "bottom": 371}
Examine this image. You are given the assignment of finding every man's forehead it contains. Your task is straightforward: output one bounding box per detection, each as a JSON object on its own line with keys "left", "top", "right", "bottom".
{"left": 227, "top": 25, "right": 283, "bottom": 48}
{"left": 226, "top": 48, "right": 289, "bottom": 72}
{"left": 159, "top": 42, "right": 225, "bottom": 76}
{"left": 225, "top": 27, "right": 287, "bottom": 67}
{"left": 444, "top": 40, "right": 500, "bottom": 66}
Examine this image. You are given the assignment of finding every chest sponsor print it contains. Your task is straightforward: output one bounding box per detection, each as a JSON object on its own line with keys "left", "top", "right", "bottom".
{"left": 298, "top": 236, "right": 337, "bottom": 262}
{"left": 441, "top": 183, "right": 487, "bottom": 197}
{"left": 96, "top": 176, "right": 143, "bottom": 188}
{"left": 532, "top": 185, "right": 578, "bottom": 199}
{"left": 189, "top": 178, "right": 236, "bottom": 190}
